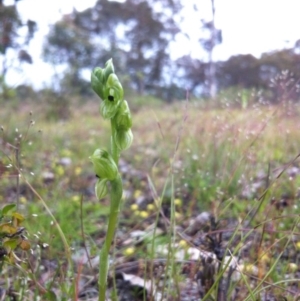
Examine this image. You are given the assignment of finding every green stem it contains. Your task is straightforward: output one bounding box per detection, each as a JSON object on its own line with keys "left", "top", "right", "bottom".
{"left": 111, "top": 118, "right": 120, "bottom": 165}
{"left": 98, "top": 120, "right": 122, "bottom": 301}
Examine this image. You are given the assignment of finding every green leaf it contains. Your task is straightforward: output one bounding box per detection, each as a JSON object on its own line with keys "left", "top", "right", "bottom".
{"left": 2, "top": 204, "right": 16, "bottom": 216}
{"left": 45, "top": 290, "right": 58, "bottom": 301}
{"left": 3, "top": 238, "right": 20, "bottom": 250}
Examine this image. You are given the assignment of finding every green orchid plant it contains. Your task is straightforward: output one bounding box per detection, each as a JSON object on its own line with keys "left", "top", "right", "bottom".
{"left": 90, "top": 59, "right": 133, "bottom": 301}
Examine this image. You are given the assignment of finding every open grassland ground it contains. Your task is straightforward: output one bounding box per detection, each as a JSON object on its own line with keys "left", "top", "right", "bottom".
{"left": 1, "top": 98, "right": 300, "bottom": 300}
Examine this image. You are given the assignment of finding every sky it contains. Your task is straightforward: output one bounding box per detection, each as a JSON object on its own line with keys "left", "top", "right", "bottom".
{"left": 3, "top": 0, "right": 300, "bottom": 89}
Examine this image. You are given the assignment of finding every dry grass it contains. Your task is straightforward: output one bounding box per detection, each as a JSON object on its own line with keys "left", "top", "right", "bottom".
{"left": 1, "top": 98, "right": 300, "bottom": 300}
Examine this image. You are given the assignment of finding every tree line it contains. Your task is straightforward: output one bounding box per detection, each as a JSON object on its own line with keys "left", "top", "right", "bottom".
{"left": 1, "top": 0, "right": 300, "bottom": 102}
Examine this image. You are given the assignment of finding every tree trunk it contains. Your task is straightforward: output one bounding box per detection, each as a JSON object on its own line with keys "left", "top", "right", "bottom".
{"left": 208, "top": 0, "right": 217, "bottom": 99}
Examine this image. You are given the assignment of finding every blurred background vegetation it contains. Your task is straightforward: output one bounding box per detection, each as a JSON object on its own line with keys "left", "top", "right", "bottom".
{"left": 1, "top": 2, "right": 300, "bottom": 299}
{"left": 0, "top": 0, "right": 299, "bottom": 108}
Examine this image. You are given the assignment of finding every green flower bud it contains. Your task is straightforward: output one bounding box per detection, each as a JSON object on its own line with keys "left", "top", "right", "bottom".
{"left": 105, "top": 74, "right": 124, "bottom": 103}
{"left": 100, "top": 74, "right": 124, "bottom": 119}
{"left": 115, "top": 100, "right": 132, "bottom": 130}
{"left": 91, "top": 67, "right": 105, "bottom": 99}
{"left": 89, "top": 149, "right": 118, "bottom": 180}
{"left": 95, "top": 178, "right": 108, "bottom": 200}
{"left": 103, "top": 58, "right": 115, "bottom": 83}
{"left": 114, "top": 128, "right": 133, "bottom": 151}
{"left": 100, "top": 99, "right": 121, "bottom": 120}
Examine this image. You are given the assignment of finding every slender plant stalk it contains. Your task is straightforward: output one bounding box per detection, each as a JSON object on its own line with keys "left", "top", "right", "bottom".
{"left": 98, "top": 174, "right": 123, "bottom": 301}
{"left": 99, "top": 126, "right": 122, "bottom": 301}
{"left": 111, "top": 118, "right": 120, "bottom": 164}
{"left": 90, "top": 59, "right": 133, "bottom": 301}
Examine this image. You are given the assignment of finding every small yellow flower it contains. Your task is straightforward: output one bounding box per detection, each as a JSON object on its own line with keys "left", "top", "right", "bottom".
{"left": 287, "top": 262, "right": 298, "bottom": 273}
{"left": 74, "top": 167, "right": 82, "bottom": 176}
{"left": 296, "top": 241, "right": 300, "bottom": 250}
{"left": 72, "top": 195, "right": 80, "bottom": 202}
{"left": 139, "top": 211, "right": 149, "bottom": 218}
{"left": 259, "top": 252, "right": 270, "bottom": 263}
{"left": 243, "top": 264, "right": 258, "bottom": 275}
{"left": 175, "top": 212, "right": 182, "bottom": 219}
{"left": 130, "top": 204, "right": 139, "bottom": 211}
{"left": 123, "top": 247, "right": 135, "bottom": 256}
{"left": 55, "top": 165, "right": 64, "bottom": 176}
{"left": 174, "top": 198, "right": 182, "bottom": 206}
{"left": 134, "top": 190, "right": 142, "bottom": 199}
{"left": 20, "top": 196, "right": 27, "bottom": 204}
{"left": 178, "top": 240, "right": 188, "bottom": 248}
{"left": 146, "top": 203, "right": 155, "bottom": 211}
